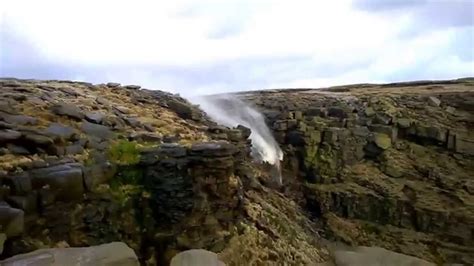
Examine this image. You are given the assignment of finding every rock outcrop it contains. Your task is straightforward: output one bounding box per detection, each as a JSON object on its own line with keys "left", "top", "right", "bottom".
{"left": 238, "top": 78, "right": 474, "bottom": 264}
{"left": 0, "top": 242, "right": 139, "bottom": 266}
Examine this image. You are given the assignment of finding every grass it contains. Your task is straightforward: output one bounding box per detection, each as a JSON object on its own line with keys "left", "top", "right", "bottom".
{"left": 107, "top": 140, "right": 140, "bottom": 165}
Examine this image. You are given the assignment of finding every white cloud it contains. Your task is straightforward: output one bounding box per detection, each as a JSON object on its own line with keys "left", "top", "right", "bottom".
{"left": 1, "top": 0, "right": 473, "bottom": 94}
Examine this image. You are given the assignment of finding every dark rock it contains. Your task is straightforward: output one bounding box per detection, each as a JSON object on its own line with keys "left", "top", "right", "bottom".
{"left": 287, "top": 131, "right": 305, "bottom": 146}
{"left": 0, "top": 130, "right": 22, "bottom": 142}
{"left": 0, "top": 113, "right": 37, "bottom": 126}
{"left": 23, "top": 133, "right": 54, "bottom": 146}
{"left": 123, "top": 117, "right": 142, "bottom": 128}
{"left": 6, "top": 194, "right": 37, "bottom": 213}
{"left": 45, "top": 123, "right": 77, "bottom": 141}
{"left": 2, "top": 173, "right": 32, "bottom": 194}
{"left": 65, "top": 144, "right": 84, "bottom": 155}
{"left": 85, "top": 112, "right": 105, "bottom": 124}
{"left": 328, "top": 107, "right": 348, "bottom": 119}
{"left": 51, "top": 103, "right": 84, "bottom": 120}
{"left": 81, "top": 121, "right": 112, "bottom": 140}
{"left": 129, "top": 132, "right": 162, "bottom": 142}
{"left": 163, "top": 135, "right": 179, "bottom": 143}
{"left": 237, "top": 125, "right": 251, "bottom": 139}
{"left": 6, "top": 144, "right": 30, "bottom": 155}
{"left": 124, "top": 85, "right": 141, "bottom": 90}
{"left": 106, "top": 82, "right": 121, "bottom": 88}
{"left": 30, "top": 163, "right": 84, "bottom": 201}
{"left": 167, "top": 99, "right": 201, "bottom": 121}
{"left": 0, "top": 202, "right": 24, "bottom": 237}
{"left": 190, "top": 141, "right": 237, "bottom": 157}
{"left": 373, "top": 113, "right": 392, "bottom": 125}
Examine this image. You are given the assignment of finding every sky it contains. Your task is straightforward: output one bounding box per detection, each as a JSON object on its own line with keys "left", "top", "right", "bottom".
{"left": 0, "top": 0, "right": 473, "bottom": 95}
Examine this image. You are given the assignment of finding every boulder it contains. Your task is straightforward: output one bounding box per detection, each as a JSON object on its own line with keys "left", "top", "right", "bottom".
{"left": 30, "top": 163, "right": 84, "bottom": 201}
{"left": 364, "top": 107, "right": 375, "bottom": 117}
{"left": 328, "top": 107, "right": 348, "bottom": 119}
{"left": 85, "top": 112, "right": 105, "bottom": 124}
{"left": 106, "top": 82, "right": 121, "bottom": 88}
{"left": 396, "top": 118, "right": 411, "bottom": 129}
{"left": 0, "top": 130, "right": 22, "bottom": 142}
{"left": 190, "top": 142, "right": 237, "bottom": 157}
{"left": 51, "top": 103, "right": 84, "bottom": 120}
{"left": 332, "top": 246, "right": 434, "bottom": 266}
{"left": 124, "top": 85, "right": 141, "bottom": 90}
{"left": 167, "top": 99, "right": 201, "bottom": 121}
{"left": 81, "top": 121, "right": 112, "bottom": 140}
{"left": 0, "top": 242, "right": 139, "bottom": 266}
{"left": 427, "top": 96, "right": 441, "bottom": 107}
{"left": 0, "top": 202, "right": 24, "bottom": 237}
{"left": 236, "top": 125, "right": 251, "bottom": 139}
{"left": 45, "top": 123, "right": 77, "bottom": 141}
{"left": 455, "top": 134, "right": 474, "bottom": 156}
{"left": 0, "top": 113, "right": 37, "bottom": 126}
{"left": 170, "top": 249, "right": 225, "bottom": 266}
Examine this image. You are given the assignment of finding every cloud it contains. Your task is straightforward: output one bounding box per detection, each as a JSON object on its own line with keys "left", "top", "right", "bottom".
{"left": 0, "top": 0, "right": 473, "bottom": 95}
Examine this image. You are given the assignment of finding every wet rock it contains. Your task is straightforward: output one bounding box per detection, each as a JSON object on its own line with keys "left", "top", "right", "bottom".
{"left": 170, "top": 249, "right": 225, "bottom": 266}
{"left": 85, "top": 112, "right": 105, "bottom": 124}
{"left": 81, "top": 121, "right": 112, "bottom": 140}
{"left": 0, "top": 130, "right": 22, "bottom": 142}
{"left": 0, "top": 242, "right": 139, "bottom": 266}
{"left": 2, "top": 173, "right": 32, "bottom": 194}
{"left": 427, "top": 96, "right": 441, "bottom": 107}
{"left": 51, "top": 103, "right": 84, "bottom": 120}
{"left": 30, "top": 163, "right": 84, "bottom": 201}
{"left": 0, "top": 202, "right": 24, "bottom": 237}
{"left": 45, "top": 123, "right": 77, "bottom": 141}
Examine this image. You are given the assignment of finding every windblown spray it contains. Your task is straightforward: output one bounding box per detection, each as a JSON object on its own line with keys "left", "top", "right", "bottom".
{"left": 191, "top": 94, "right": 284, "bottom": 185}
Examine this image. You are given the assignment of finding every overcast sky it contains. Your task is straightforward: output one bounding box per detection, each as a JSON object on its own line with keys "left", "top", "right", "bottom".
{"left": 1, "top": 0, "right": 473, "bottom": 95}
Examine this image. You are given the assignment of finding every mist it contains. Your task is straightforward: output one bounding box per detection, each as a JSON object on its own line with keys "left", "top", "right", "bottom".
{"left": 190, "top": 94, "right": 284, "bottom": 185}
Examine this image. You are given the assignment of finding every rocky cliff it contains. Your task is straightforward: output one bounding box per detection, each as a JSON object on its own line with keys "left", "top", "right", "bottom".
{"left": 0, "top": 77, "right": 472, "bottom": 265}
{"left": 238, "top": 78, "right": 474, "bottom": 264}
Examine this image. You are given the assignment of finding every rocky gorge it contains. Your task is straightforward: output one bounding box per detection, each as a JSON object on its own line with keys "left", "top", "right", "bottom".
{"left": 0, "top": 77, "right": 472, "bottom": 265}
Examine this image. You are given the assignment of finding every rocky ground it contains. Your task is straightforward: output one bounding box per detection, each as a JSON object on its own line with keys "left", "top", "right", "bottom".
{"left": 0, "top": 77, "right": 472, "bottom": 265}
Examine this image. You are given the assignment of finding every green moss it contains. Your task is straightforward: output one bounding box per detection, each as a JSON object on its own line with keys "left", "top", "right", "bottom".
{"left": 107, "top": 140, "right": 141, "bottom": 165}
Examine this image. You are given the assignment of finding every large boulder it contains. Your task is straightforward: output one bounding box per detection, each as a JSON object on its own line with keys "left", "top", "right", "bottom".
{"left": 30, "top": 163, "right": 84, "bottom": 201}
{"left": 170, "top": 249, "right": 225, "bottom": 266}
{"left": 81, "top": 121, "right": 112, "bottom": 140}
{"left": 51, "top": 103, "right": 84, "bottom": 120}
{"left": 332, "top": 246, "right": 434, "bottom": 266}
{"left": 0, "top": 242, "right": 139, "bottom": 266}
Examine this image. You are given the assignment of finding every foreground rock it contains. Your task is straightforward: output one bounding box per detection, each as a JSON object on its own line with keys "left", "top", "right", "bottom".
{"left": 331, "top": 246, "right": 434, "bottom": 266}
{"left": 170, "top": 249, "right": 225, "bottom": 266}
{"left": 0, "top": 242, "right": 138, "bottom": 266}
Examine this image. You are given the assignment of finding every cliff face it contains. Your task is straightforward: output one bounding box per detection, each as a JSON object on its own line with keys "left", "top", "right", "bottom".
{"left": 0, "top": 77, "right": 473, "bottom": 265}
{"left": 0, "top": 78, "right": 328, "bottom": 265}
{"left": 238, "top": 78, "right": 474, "bottom": 264}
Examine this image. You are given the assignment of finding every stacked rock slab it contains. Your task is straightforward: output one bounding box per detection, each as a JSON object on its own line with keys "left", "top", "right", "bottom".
{"left": 239, "top": 79, "right": 474, "bottom": 264}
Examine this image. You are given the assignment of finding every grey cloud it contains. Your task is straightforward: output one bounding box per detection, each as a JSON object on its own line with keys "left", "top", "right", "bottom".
{"left": 353, "top": 0, "right": 474, "bottom": 35}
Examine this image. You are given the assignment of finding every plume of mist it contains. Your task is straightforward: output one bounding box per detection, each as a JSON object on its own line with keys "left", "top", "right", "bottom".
{"left": 190, "top": 94, "right": 284, "bottom": 185}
